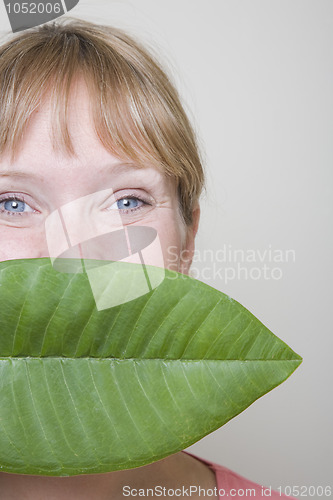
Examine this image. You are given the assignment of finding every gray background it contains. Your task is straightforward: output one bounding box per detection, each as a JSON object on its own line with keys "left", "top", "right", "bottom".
{"left": 0, "top": 0, "right": 332, "bottom": 495}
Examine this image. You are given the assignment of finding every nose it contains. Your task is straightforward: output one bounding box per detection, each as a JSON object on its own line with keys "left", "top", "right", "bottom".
{"left": 44, "top": 190, "right": 124, "bottom": 263}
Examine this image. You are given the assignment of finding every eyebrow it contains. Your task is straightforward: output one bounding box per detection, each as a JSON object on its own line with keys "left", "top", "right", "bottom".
{"left": 0, "top": 162, "right": 146, "bottom": 181}
{"left": 0, "top": 170, "right": 45, "bottom": 180}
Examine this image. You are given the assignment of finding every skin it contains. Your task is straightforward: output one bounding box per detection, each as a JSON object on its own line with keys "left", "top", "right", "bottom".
{"left": 0, "top": 80, "right": 217, "bottom": 499}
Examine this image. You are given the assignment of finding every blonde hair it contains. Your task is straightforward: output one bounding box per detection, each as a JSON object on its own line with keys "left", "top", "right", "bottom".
{"left": 0, "top": 18, "right": 204, "bottom": 226}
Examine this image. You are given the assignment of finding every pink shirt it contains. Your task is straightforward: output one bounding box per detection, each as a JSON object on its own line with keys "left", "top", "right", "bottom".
{"left": 184, "top": 451, "right": 295, "bottom": 499}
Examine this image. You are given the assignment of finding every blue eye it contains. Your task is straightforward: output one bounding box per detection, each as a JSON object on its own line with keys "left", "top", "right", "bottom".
{"left": 0, "top": 197, "right": 34, "bottom": 215}
{"left": 116, "top": 198, "right": 140, "bottom": 210}
{"left": 108, "top": 196, "right": 146, "bottom": 212}
{"left": 4, "top": 200, "right": 26, "bottom": 212}
{"left": 107, "top": 194, "right": 151, "bottom": 213}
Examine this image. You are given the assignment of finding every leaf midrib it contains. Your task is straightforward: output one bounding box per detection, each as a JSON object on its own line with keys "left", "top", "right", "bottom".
{"left": 0, "top": 356, "right": 302, "bottom": 361}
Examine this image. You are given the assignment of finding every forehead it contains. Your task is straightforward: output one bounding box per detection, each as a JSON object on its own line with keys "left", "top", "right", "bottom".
{"left": 16, "top": 79, "right": 105, "bottom": 161}
{"left": 0, "top": 79, "right": 177, "bottom": 204}
{"left": 7, "top": 78, "right": 169, "bottom": 188}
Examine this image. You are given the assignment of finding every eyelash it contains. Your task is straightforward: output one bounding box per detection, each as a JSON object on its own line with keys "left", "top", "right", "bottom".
{"left": 0, "top": 195, "right": 32, "bottom": 216}
{"left": 0, "top": 194, "right": 151, "bottom": 216}
{"left": 111, "top": 194, "right": 151, "bottom": 214}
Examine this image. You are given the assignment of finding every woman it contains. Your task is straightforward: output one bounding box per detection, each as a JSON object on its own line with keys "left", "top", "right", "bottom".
{"left": 0, "top": 19, "right": 294, "bottom": 499}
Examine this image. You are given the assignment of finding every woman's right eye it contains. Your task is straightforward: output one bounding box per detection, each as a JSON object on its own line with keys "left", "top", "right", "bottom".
{"left": 0, "top": 197, "right": 34, "bottom": 215}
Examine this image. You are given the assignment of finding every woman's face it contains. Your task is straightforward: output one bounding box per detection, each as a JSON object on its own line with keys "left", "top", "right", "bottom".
{"left": 0, "top": 80, "right": 198, "bottom": 274}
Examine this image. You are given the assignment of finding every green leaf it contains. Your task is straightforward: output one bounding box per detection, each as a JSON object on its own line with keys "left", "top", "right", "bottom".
{"left": 0, "top": 258, "right": 302, "bottom": 476}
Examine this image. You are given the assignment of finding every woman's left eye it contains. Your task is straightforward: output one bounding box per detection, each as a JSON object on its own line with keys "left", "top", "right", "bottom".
{"left": 108, "top": 196, "right": 145, "bottom": 212}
